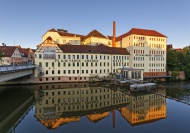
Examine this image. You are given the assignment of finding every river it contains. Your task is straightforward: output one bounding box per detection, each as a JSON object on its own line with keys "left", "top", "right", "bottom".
{"left": 0, "top": 81, "right": 190, "bottom": 133}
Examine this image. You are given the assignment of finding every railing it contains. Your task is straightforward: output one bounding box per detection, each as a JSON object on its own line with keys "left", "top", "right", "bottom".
{"left": 0, "top": 64, "right": 36, "bottom": 73}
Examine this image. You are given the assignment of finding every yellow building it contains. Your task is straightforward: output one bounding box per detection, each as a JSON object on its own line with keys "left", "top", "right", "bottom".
{"left": 116, "top": 28, "right": 167, "bottom": 80}
{"left": 83, "top": 30, "right": 112, "bottom": 46}
{"left": 34, "top": 36, "right": 130, "bottom": 83}
{"left": 43, "top": 28, "right": 111, "bottom": 46}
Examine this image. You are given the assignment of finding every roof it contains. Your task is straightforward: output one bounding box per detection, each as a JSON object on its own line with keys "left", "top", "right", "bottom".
{"left": 46, "top": 28, "right": 86, "bottom": 40}
{"left": 86, "top": 30, "right": 107, "bottom": 39}
{"left": 58, "top": 44, "right": 130, "bottom": 55}
{"left": 116, "top": 28, "right": 167, "bottom": 41}
{"left": 0, "top": 46, "right": 17, "bottom": 57}
{"left": 18, "top": 47, "right": 30, "bottom": 57}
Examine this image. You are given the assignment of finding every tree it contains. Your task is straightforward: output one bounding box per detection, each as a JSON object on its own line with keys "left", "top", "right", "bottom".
{"left": 167, "top": 50, "right": 178, "bottom": 71}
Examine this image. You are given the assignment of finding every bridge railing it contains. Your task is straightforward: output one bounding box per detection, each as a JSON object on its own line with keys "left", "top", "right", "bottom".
{"left": 0, "top": 64, "right": 36, "bottom": 73}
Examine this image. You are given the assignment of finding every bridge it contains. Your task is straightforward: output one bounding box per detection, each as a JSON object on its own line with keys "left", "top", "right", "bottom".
{"left": 0, "top": 65, "right": 36, "bottom": 82}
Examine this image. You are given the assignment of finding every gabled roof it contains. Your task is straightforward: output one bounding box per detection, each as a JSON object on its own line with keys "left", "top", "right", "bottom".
{"left": 58, "top": 43, "right": 130, "bottom": 55}
{"left": 116, "top": 28, "right": 167, "bottom": 41}
{"left": 48, "top": 28, "right": 57, "bottom": 32}
{"left": 18, "top": 47, "right": 30, "bottom": 57}
{"left": 86, "top": 30, "right": 107, "bottom": 39}
{"left": 0, "top": 46, "right": 17, "bottom": 57}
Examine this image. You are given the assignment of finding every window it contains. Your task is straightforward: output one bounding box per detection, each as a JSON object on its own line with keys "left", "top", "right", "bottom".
{"left": 77, "top": 62, "right": 79, "bottom": 66}
{"left": 46, "top": 70, "right": 48, "bottom": 74}
{"left": 82, "top": 62, "right": 84, "bottom": 67}
{"left": 63, "top": 40, "right": 66, "bottom": 44}
{"left": 52, "top": 62, "right": 54, "bottom": 67}
{"left": 91, "top": 70, "right": 93, "bottom": 73}
{"left": 58, "top": 55, "right": 60, "bottom": 59}
{"left": 73, "top": 70, "right": 75, "bottom": 74}
{"left": 52, "top": 77, "right": 54, "bottom": 80}
{"left": 63, "top": 55, "right": 66, "bottom": 59}
{"left": 100, "top": 55, "right": 102, "bottom": 60}
{"left": 69, "top": 77, "right": 71, "bottom": 80}
{"left": 39, "top": 54, "right": 42, "bottom": 59}
{"left": 58, "top": 62, "right": 60, "bottom": 67}
{"left": 58, "top": 77, "right": 60, "bottom": 80}
{"left": 91, "top": 62, "right": 93, "bottom": 67}
{"left": 86, "top": 62, "right": 88, "bottom": 67}
{"left": 86, "top": 70, "right": 88, "bottom": 74}
{"left": 46, "top": 78, "right": 48, "bottom": 81}
{"left": 72, "top": 55, "right": 75, "bottom": 59}
{"left": 73, "top": 62, "right": 75, "bottom": 67}
{"left": 68, "top": 70, "right": 70, "bottom": 74}
{"left": 63, "top": 70, "right": 66, "bottom": 74}
{"left": 95, "top": 55, "right": 97, "bottom": 59}
{"left": 39, "top": 62, "right": 42, "bottom": 67}
{"left": 82, "top": 55, "right": 84, "bottom": 59}
{"left": 86, "top": 55, "right": 88, "bottom": 59}
{"left": 77, "top": 55, "right": 79, "bottom": 59}
{"left": 52, "top": 70, "right": 54, "bottom": 74}
{"left": 91, "top": 55, "right": 93, "bottom": 59}
{"left": 68, "top": 55, "right": 70, "bottom": 59}
{"left": 58, "top": 70, "right": 60, "bottom": 74}
{"left": 107, "top": 56, "right": 109, "bottom": 60}
{"left": 82, "top": 70, "right": 84, "bottom": 74}
{"left": 46, "top": 62, "right": 48, "bottom": 67}
{"left": 63, "top": 62, "right": 66, "bottom": 67}
{"left": 104, "top": 56, "right": 105, "bottom": 60}
{"left": 68, "top": 63, "right": 71, "bottom": 67}
{"left": 77, "top": 70, "right": 79, "bottom": 74}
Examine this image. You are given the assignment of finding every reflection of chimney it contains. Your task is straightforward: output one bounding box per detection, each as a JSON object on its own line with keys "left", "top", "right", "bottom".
{"left": 112, "top": 109, "right": 116, "bottom": 128}
{"left": 112, "top": 21, "right": 116, "bottom": 47}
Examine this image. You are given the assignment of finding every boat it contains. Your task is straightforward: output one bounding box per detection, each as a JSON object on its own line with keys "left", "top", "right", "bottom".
{"left": 130, "top": 83, "right": 156, "bottom": 91}
{"left": 120, "top": 80, "right": 129, "bottom": 84}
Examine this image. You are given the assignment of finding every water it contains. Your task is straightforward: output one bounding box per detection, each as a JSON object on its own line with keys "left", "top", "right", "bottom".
{"left": 1, "top": 82, "right": 190, "bottom": 133}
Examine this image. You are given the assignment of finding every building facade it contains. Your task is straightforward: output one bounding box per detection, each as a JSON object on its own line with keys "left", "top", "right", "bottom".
{"left": 0, "top": 45, "right": 22, "bottom": 66}
{"left": 34, "top": 37, "right": 130, "bottom": 83}
{"left": 116, "top": 28, "right": 167, "bottom": 80}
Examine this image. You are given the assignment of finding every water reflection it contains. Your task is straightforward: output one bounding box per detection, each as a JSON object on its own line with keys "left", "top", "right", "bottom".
{"left": 34, "top": 83, "right": 166, "bottom": 129}
{"left": 0, "top": 87, "right": 34, "bottom": 133}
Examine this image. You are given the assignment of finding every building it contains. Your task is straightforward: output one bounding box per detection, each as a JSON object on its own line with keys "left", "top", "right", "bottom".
{"left": 116, "top": 28, "right": 167, "bottom": 80}
{"left": 34, "top": 37, "right": 130, "bottom": 83}
{"left": 35, "top": 22, "right": 168, "bottom": 82}
{"left": 42, "top": 28, "right": 111, "bottom": 46}
{"left": 0, "top": 44, "right": 22, "bottom": 66}
{"left": 17, "top": 45, "right": 34, "bottom": 65}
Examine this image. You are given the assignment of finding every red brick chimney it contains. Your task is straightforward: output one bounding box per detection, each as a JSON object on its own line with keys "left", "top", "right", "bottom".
{"left": 112, "top": 21, "right": 116, "bottom": 47}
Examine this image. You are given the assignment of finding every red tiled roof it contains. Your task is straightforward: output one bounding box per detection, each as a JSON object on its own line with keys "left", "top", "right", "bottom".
{"left": 58, "top": 44, "right": 129, "bottom": 55}
{"left": 0, "top": 46, "right": 17, "bottom": 57}
{"left": 116, "top": 28, "right": 167, "bottom": 41}
{"left": 18, "top": 48, "right": 30, "bottom": 57}
{"left": 86, "top": 30, "right": 107, "bottom": 39}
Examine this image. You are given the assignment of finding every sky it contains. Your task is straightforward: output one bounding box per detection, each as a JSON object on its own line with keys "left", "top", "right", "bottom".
{"left": 0, "top": 0, "right": 190, "bottom": 49}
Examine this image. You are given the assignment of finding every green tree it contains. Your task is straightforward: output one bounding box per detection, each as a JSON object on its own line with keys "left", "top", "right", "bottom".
{"left": 167, "top": 50, "right": 178, "bottom": 71}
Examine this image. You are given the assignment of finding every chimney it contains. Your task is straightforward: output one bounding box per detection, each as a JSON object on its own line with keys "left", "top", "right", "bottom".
{"left": 112, "top": 21, "right": 116, "bottom": 47}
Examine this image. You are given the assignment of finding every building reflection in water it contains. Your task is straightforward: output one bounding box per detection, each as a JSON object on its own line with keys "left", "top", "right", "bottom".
{"left": 34, "top": 83, "right": 166, "bottom": 129}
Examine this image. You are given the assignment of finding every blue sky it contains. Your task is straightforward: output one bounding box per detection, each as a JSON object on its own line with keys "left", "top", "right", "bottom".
{"left": 0, "top": 0, "right": 190, "bottom": 49}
